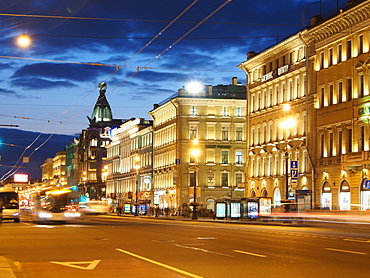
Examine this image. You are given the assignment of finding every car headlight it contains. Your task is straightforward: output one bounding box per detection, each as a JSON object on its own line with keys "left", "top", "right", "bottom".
{"left": 12, "top": 212, "right": 20, "bottom": 217}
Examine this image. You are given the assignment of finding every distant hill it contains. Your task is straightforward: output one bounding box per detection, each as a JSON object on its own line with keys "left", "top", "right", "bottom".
{"left": 0, "top": 128, "right": 75, "bottom": 181}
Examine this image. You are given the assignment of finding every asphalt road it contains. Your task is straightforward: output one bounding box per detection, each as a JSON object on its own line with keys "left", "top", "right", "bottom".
{"left": 1, "top": 215, "right": 370, "bottom": 278}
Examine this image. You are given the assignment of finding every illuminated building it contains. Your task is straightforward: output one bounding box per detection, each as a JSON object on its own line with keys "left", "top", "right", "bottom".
{"left": 149, "top": 78, "right": 246, "bottom": 214}
{"left": 77, "top": 82, "right": 123, "bottom": 201}
{"left": 239, "top": 0, "right": 370, "bottom": 210}
{"left": 238, "top": 32, "right": 315, "bottom": 208}
{"left": 310, "top": 0, "right": 370, "bottom": 210}
{"left": 105, "top": 118, "right": 153, "bottom": 210}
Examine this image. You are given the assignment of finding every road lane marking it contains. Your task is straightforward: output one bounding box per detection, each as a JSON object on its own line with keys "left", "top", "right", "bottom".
{"left": 343, "top": 238, "right": 370, "bottom": 243}
{"left": 116, "top": 248, "right": 203, "bottom": 278}
{"left": 233, "top": 250, "right": 266, "bottom": 258}
{"left": 174, "top": 244, "right": 233, "bottom": 257}
{"left": 50, "top": 260, "right": 101, "bottom": 270}
{"left": 325, "top": 248, "right": 367, "bottom": 255}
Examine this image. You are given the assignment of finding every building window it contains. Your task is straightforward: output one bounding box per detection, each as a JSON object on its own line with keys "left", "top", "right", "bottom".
{"left": 320, "top": 52, "right": 324, "bottom": 69}
{"left": 222, "top": 107, "right": 229, "bottom": 116}
{"left": 329, "top": 48, "right": 333, "bottom": 66}
{"left": 221, "top": 150, "right": 229, "bottom": 164}
{"left": 222, "top": 127, "right": 229, "bottom": 141}
{"left": 275, "top": 85, "right": 280, "bottom": 105}
{"left": 251, "top": 128, "right": 255, "bottom": 146}
{"left": 235, "top": 172, "right": 243, "bottom": 187}
{"left": 90, "top": 138, "right": 98, "bottom": 147}
{"left": 206, "top": 149, "right": 215, "bottom": 163}
{"left": 359, "top": 35, "right": 364, "bottom": 55}
{"left": 347, "top": 128, "right": 352, "bottom": 153}
{"left": 338, "top": 130, "right": 343, "bottom": 155}
{"left": 189, "top": 125, "right": 197, "bottom": 140}
{"left": 235, "top": 107, "right": 243, "bottom": 117}
{"left": 263, "top": 125, "right": 267, "bottom": 143}
{"left": 337, "top": 44, "right": 342, "bottom": 63}
{"left": 359, "top": 74, "right": 364, "bottom": 98}
{"left": 190, "top": 106, "right": 197, "bottom": 116}
{"left": 359, "top": 126, "right": 365, "bottom": 152}
{"left": 235, "top": 127, "right": 243, "bottom": 141}
{"left": 338, "top": 81, "right": 343, "bottom": 103}
{"left": 347, "top": 40, "right": 352, "bottom": 59}
{"left": 347, "top": 78, "right": 352, "bottom": 101}
{"left": 320, "top": 134, "right": 325, "bottom": 158}
{"left": 221, "top": 172, "right": 229, "bottom": 187}
{"left": 296, "top": 77, "right": 300, "bottom": 98}
{"left": 207, "top": 125, "right": 215, "bottom": 140}
{"left": 321, "top": 87, "right": 325, "bottom": 108}
{"left": 269, "top": 88, "right": 273, "bottom": 107}
{"left": 207, "top": 171, "right": 215, "bottom": 186}
{"left": 329, "top": 84, "right": 333, "bottom": 106}
{"left": 235, "top": 151, "right": 243, "bottom": 164}
{"left": 329, "top": 132, "right": 333, "bottom": 157}
{"left": 251, "top": 95, "right": 255, "bottom": 112}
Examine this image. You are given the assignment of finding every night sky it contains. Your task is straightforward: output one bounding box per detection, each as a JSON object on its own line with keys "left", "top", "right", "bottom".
{"left": 0, "top": 0, "right": 348, "bottom": 137}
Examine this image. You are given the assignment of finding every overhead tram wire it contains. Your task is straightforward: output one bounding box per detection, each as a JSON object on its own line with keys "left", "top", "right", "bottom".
{"left": 106, "top": 0, "right": 233, "bottom": 97}
{"left": 0, "top": 12, "right": 303, "bottom": 27}
{"left": 52, "top": 1, "right": 203, "bottom": 125}
{"left": 122, "top": 0, "right": 199, "bottom": 67}
{"left": 1, "top": 1, "right": 233, "bottom": 180}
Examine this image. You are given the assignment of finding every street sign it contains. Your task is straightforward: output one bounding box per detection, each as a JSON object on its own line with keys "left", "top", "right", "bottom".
{"left": 291, "top": 161, "right": 298, "bottom": 169}
{"left": 291, "top": 170, "right": 298, "bottom": 178}
{"left": 175, "top": 159, "right": 180, "bottom": 165}
{"left": 291, "top": 178, "right": 298, "bottom": 188}
{"left": 365, "top": 180, "right": 370, "bottom": 189}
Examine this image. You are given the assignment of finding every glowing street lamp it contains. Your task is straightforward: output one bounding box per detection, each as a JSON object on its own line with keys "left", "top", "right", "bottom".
{"left": 190, "top": 139, "right": 199, "bottom": 220}
{"left": 134, "top": 156, "right": 140, "bottom": 216}
{"left": 186, "top": 81, "right": 203, "bottom": 95}
{"left": 17, "top": 33, "right": 31, "bottom": 48}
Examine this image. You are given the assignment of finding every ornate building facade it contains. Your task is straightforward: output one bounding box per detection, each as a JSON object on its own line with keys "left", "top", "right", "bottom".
{"left": 77, "top": 82, "right": 123, "bottom": 201}
{"left": 238, "top": 32, "right": 316, "bottom": 208}
{"left": 149, "top": 78, "right": 246, "bottom": 213}
{"left": 239, "top": 0, "right": 370, "bottom": 210}
{"left": 105, "top": 118, "right": 153, "bottom": 210}
{"left": 310, "top": 0, "right": 370, "bottom": 210}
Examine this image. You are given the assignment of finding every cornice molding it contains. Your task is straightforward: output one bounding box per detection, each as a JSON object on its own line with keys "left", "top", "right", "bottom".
{"left": 309, "top": 2, "right": 370, "bottom": 42}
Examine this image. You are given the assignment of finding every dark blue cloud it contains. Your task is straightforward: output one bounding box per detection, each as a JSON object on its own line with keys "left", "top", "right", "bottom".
{"left": 11, "top": 62, "right": 114, "bottom": 82}
{"left": 0, "top": 88, "right": 25, "bottom": 98}
{"left": 11, "top": 77, "right": 76, "bottom": 90}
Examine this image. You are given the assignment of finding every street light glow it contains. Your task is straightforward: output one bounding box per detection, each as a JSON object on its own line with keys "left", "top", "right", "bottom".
{"left": 280, "top": 118, "right": 296, "bottom": 129}
{"left": 186, "top": 81, "right": 203, "bottom": 94}
{"left": 191, "top": 149, "right": 200, "bottom": 157}
{"left": 17, "top": 33, "right": 31, "bottom": 48}
{"left": 283, "top": 103, "right": 291, "bottom": 111}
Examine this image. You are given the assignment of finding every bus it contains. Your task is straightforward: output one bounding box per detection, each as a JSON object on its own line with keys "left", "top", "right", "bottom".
{"left": 31, "top": 187, "right": 81, "bottom": 222}
{"left": 0, "top": 188, "right": 20, "bottom": 222}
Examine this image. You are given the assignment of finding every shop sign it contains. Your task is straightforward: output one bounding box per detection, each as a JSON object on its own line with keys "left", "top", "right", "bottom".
{"left": 359, "top": 105, "right": 370, "bottom": 116}
{"left": 261, "top": 65, "right": 289, "bottom": 82}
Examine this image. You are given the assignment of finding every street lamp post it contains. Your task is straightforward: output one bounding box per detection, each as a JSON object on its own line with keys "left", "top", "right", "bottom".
{"left": 280, "top": 103, "right": 296, "bottom": 201}
{"left": 134, "top": 156, "right": 140, "bottom": 216}
{"left": 285, "top": 151, "right": 289, "bottom": 199}
{"left": 191, "top": 139, "right": 200, "bottom": 220}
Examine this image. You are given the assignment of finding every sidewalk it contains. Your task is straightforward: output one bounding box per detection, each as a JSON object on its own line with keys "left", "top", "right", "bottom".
{"left": 123, "top": 210, "right": 370, "bottom": 227}
{"left": 0, "top": 256, "right": 16, "bottom": 278}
